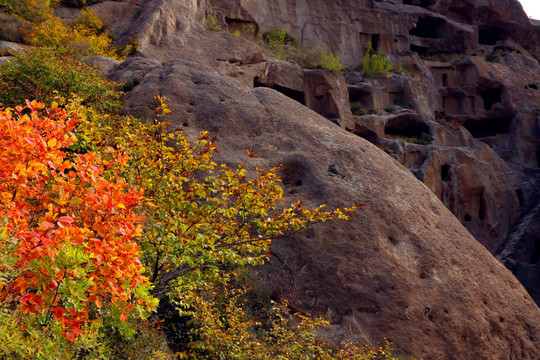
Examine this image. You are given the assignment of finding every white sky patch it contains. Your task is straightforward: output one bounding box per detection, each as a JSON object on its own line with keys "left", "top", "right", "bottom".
{"left": 518, "top": 0, "right": 540, "bottom": 20}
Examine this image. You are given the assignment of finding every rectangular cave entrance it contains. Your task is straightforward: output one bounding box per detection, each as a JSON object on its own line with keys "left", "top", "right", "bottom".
{"left": 371, "top": 34, "right": 381, "bottom": 52}
{"left": 409, "top": 16, "right": 451, "bottom": 39}
{"left": 462, "top": 117, "right": 511, "bottom": 138}
{"left": 384, "top": 115, "right": 431, "bottom": 142}
{"left": 442, "top": 73, "right": 448, "bottom": 86}
{"left": 479, "top": 26, "right": 506, "bottom": 45}
{"left": 349, "top": 87, "right": 373, "bottom": 114}
{"left": 410, "top": 44, "right": 430, "bottom": 56}
{"left": 480, "top": 88, "right": 502, "bottom": 110}
{"left": 225, "top": 18, "right": 258, "bottom": 39}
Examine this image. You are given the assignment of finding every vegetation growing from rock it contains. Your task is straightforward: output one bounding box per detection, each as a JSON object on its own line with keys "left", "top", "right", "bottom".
{"left": 0, "top": 48, "right": 121, "bottom": 112}
{"left": 0, "top": 0, "right": 132, "bottom": 58}
{"left": 258, "top": 26, "right": 345, "bottom": 72}
{"left": 361, "top": 42, "right": 393, "bottom": 77}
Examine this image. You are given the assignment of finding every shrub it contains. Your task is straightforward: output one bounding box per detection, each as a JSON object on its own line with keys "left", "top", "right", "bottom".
{"left": 263, "top": 25, "right": 297, "bottom": 47}
{"left": 361, "top": 42, "right": 393, "bottom": 77}
{"left": 258, "top": 26, "right": 344, "bottom": 72}
{"left": 175, "top": 285, "right": 402, "bottom": 360}
{"left": 201, "top": 13, "right": 221, "bottom": 32}
{"left": 421, "top": 52, "right": 468, "bottom": 63}
{"left": 393, "top": 63, "right": 421, "bottom": 79}
{"left": 0, "top": 48, "right": 121, "bottom": 112}
{"left": 0, "top": 101, "right": 157, "bottom": 358}
{"left": 1, "top": 0, "right": 128, "bottom": 59}
{"left": 385, "top": 132, "right": 433, "bottom": 145}
{"left": 30, "top": 12, "right": 119, "bottom": 58}
{"left": 378, "top": 144, "right": 394, "bottom": 154}
{"left": 298, "top": 44, "right": 345, "bottom": 72}
{"left": 484, "top": 49, "right": 513, "bottom": 62}
{"left": 0, "top": 0, "right": 56, "bottom": 22}
{"left": 0, "top": 12, "right": 32, "bottom": 44}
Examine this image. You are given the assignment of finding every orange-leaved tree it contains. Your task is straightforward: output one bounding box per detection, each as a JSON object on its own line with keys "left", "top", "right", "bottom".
{"left": 0, "top": 100, "right": 155, "bottom": 348}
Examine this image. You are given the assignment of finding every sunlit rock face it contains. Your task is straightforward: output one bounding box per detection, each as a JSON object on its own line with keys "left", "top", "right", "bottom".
{"left": 70, "top": 0, "right": 540, "bottom": 357}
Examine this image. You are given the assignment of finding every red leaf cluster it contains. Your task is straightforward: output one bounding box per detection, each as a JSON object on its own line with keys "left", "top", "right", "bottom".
{"left": 0, "top": 101, "right": 149, "bottom": 339}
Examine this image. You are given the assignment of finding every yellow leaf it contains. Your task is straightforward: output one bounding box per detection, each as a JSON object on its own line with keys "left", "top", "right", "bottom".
{"left": 47, "top": 138, "right": 57, "bottom": 148}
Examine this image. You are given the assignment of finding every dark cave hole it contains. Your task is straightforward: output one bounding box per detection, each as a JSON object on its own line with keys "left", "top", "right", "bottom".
{"left": 421, "top": 0, "right": 436, "bottom": 6}
{"left": 527, "top": 84, "right": 538, "bottom": 90}
{"left": 464, "top": 214, "right": 472, "bottom": 222}
{"left": 409, "top": 16, "right": 450, "bottom": 39}
{"left": 410, "top": 44, "right": 430, "bottom": 56}
{"left": 121, "top": 78, "right": 140, "bottom": 92}
{"left": 384, "top": 116, "right": 430, "bottom": 139}
{"left": 479, "top": 190, "right": 487, "bottom": 220}
{"left": 480, "top": 88, "right": 502, "bottom": 110}
{"left": 531, "top": 238, "right": 540, "bottom": 265}
{"left": 442, "top": 73, "right": 448, "bottom": 86}
{"left": 348, "top": 87, "right": 372, "bottom": 113}
{"left": 254, "top": 78, "right": 306, "bottom": 105}
{"left": 515, "top": 188, "right": 525, "bottom": 207}
{"left": 280, "top": 159, "right": 309, "bottom": 190}
{"left": 371, "top": 34, "right": 380, "bottom": 52}
{"left": 479, "top": 27, "right": 506, "bottom": 45}
{"left": 462, "top": 117, "right": 511, "bottom": 138}
{"left": 441, "top": 164, "right": 450, "bottom": 182}
{"left": 403, "top": 0, "right": 436, "bottom": 7}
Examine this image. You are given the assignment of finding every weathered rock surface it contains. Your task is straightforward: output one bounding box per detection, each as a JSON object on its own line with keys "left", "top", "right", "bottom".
{"left": 202, "top": 0, "right": 540, "bottom": 65}
{"left": 157, "top": 0, "right": 540, "bottom": 304}
{"left": 0, "top": 40, "right": 30, "bottom": 56}
{"left": 109, "top": 55, "right": 540, "bottom": 359}
{"left": 89, "top": 0, "right": 540, "bottom": 357}
{"left": 84, "top": 55, "right": 121, "bottom": 74}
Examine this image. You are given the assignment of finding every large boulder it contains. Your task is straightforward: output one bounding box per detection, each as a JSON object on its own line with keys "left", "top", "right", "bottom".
{"left": 87, "top": 0, "right": 540, "bottom": 356}
{"left": 110, "top": 56, "right": 540, "bottom": 359}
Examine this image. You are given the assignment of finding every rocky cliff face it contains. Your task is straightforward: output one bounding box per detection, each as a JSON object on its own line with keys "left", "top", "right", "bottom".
{"left": 58, "top": 0, "right": 540, "bottom": 358}
{"left": 181, "top": 0, "right": 540, "bottom": 308}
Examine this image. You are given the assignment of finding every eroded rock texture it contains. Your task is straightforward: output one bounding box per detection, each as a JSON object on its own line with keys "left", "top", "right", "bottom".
{"left": 131, "top": 0, "right": 540, "bottom": 307}
{"left": 68, "top": 0, "right": 540, "bottom": 357}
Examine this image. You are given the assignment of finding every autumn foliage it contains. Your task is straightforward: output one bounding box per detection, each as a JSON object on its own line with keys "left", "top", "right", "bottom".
{"left": 0, "top": 98, "right": 403, "bottom": 359}
{"left": 0, "top": 101, "right": 153, "bottom": 343}
{"left": 0, "top": 0, "right": 409, "bottom": 357}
